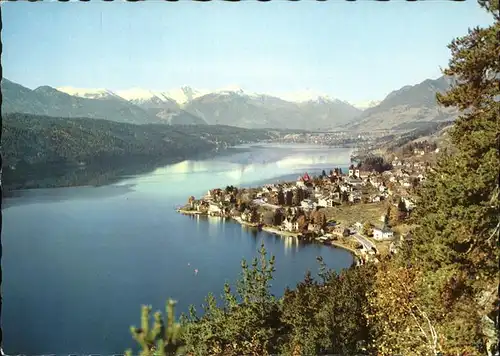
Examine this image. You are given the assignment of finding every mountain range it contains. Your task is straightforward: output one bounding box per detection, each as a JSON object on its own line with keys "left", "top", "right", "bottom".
{"left": 1, "top": 76, "right": 459, "bottom": 131}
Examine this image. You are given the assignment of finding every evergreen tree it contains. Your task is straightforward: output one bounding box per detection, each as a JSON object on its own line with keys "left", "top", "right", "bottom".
{"left": 397, "top": 199, "right": 408, "bottom": 220}
{"left": 273, "top": 209, "right": 284, "bottom": 226}
{"left": 281, "top": 271, "right": 327, "bottom": 355}
{"left": 250, "top": 207, "right": 260, "bottom": 224}
{"left": 277, "top": 189, "right": 285, "bottom": 205}
{"left": 181, "top": 244, "right": 285, "bottom": 355}
{"left": 388, "top": 204, "right": 400, "bottom": 226}
{"left": 340, "top": 191, "right": 349, "bottom": 204}
{"left": 126, "top": 300, "right": 185, "bottom": 356}
{"left": 362, "top": 222, "right": 373, "bottom": 237}
{"left": 297, "top": 215, "right": 308, "bottom": 232}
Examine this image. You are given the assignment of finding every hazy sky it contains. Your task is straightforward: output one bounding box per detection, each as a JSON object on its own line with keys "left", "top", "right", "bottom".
{"left": 2, "top": 1, "right": 494, "bottom": 103}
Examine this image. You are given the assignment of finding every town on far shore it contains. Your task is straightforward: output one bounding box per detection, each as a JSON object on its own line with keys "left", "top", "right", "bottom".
{"left": 178, "top": 143, "right": 439, "bottom": 265}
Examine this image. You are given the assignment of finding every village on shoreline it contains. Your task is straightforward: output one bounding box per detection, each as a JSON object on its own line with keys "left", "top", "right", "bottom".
{"left": 177, "top": 145, "right": 438, "bottom": 265}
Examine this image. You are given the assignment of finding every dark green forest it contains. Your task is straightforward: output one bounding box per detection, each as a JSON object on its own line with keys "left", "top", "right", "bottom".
{"left": 1, "top": 113, "right": 277, "bottom": 190}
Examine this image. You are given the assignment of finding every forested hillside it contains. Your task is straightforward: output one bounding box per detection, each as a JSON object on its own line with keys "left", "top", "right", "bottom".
{"left": 125, "top": 2, "right": 499, "bottom": 355}
{"left": 379, "top": 120, "right": 454, "bottom": 153}
{"left": 1, "top": 113, "right": 277, "bottom": 190}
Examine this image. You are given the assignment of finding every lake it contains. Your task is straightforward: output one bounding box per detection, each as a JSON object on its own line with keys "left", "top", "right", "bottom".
{"left": 2, "top": 143, "right": 354, "bottom": 355}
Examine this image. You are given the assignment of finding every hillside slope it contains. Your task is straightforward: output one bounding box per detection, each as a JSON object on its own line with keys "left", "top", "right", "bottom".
{"left": 346, "top": 76, "right": 459, "bottom": 131}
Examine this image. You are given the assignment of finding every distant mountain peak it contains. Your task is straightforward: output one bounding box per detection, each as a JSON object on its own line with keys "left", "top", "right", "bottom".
{"left": 272, "top": 90, "right": 343, "bottom": 103}
{"left": 57, "top": 86, "right": 122, "bottom": 100}
{"left": 115, "top": 88, "right": 163, "bottom": 101}
{"left": 34, "top": 85, "right": 61, "bottom": 93}
{"left": 162, "top": 87, "right": 209, "bottom": 105}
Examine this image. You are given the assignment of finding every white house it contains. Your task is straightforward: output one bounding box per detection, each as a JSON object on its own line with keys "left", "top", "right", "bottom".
{"left": 340, "top": 184, "right": 352, "bottom": 193}
{"left": 296, "top": 180, "right": 306, "bottom": 188}
{"left": 307, "top": 223, "right": 322, "bottom": 233}
{"left": 282, "top": 217, "right": 299, "bottom": 232}
{"left": 318, "top": 196, "right": 334, "bottom": 208}
{"left": 208, "top": 203, "right": 222, "bottom": 215}
{"left": 373, "top": 226, "right": 394, "bottom": 241}
{"left": 402, "top": 197, "right": 416, "bottom": 211}
{"left": 314, "top": 192, "right": 324, "bottom": 199}
{"left": 348, "top": 177, "right": 363, "bottom": 186}
{"left": 241, "top": 211, "right": 250, "bottom": 222}
{"left": 301, "top": 199, "right": 315, "bottom": 210}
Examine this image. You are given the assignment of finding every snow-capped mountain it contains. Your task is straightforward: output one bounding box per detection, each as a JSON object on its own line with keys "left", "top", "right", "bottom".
{"left": 273, "top": 90, "right": 341, "bottom": 103}
{"left": 116, "top": 86, "right": 212, "bottom": 105}
{"left": 33, "top": 84, "right": 364, "bottom": 129}
{"left": 5, "top": 76, "right": 458, "bottom": 131}
{"left": 162, "top": 86, "right": 210, "bottom": 105}
{"left": 56, "top": 87, "right": 125, "bottom": 101}
{"left": 57, "top": 85, "right": 350, "bottom": 107}
{"left": 116, "top": 88, "right": 165, "bottom": 102}
{"left": 116, "top": 88, "right": 179, "bottom": 111}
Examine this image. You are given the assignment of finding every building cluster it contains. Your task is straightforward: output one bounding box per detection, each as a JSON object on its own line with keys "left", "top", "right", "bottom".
{"left": 187, "top": 162, "right": 424, "bottom": 229}
{"left": 180, "top": 153, "right": 433, "bottom": 262}
{"left": 278, "top": 132, "right": 370, "bottom": 146}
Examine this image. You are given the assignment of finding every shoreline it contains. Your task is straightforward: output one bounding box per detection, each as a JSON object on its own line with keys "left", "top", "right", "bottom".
{"left": 177, "top": 208, "right": 361, "bottom": 264}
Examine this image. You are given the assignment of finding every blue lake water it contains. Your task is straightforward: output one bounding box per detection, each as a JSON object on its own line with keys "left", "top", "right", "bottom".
{"left": 2, "top": 143, "right": 354, "bottom": 355}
